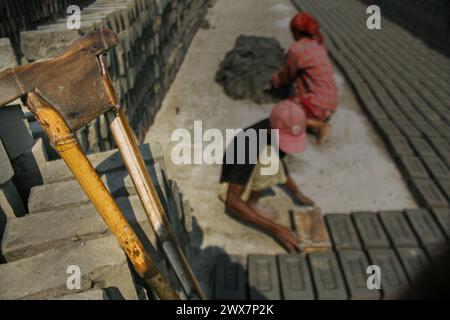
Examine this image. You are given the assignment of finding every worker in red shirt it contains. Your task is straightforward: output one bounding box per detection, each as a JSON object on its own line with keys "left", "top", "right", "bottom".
{"left": 272, "top": 12, "right": 339, "bottom": 145}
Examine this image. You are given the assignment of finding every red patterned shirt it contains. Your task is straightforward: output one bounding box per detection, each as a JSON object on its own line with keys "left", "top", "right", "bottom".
{"left": 275, "top": 38, "right": 338, "bottom": 121}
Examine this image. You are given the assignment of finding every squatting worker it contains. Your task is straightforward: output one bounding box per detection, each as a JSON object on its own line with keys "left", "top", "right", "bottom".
{"left": 219, "top": 100, "right": 314, "bottom": 252}
{"left": 272, "top": 12, "right": 339, "bottom": 145}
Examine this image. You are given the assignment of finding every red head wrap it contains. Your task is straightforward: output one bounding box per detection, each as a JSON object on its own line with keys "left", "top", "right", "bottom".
{"left": 290, "top": 13, "right": 324, "bottom": 44}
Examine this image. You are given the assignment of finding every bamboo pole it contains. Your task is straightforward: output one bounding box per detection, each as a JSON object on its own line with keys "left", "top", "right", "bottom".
{"left": 27, "top": 92, "right": 179, "bottom": 300}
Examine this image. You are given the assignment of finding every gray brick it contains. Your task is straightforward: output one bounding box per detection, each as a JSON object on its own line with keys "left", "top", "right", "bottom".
{"left": 29, "top": 163, "right": 162, "bottom": 213}
{"left": 437, "top": 180, "right": 450, "bottom": 201}
{"left": 326, "top": 214, "right": 362, "bottom": 250}
{"left": 352, "top": 212, "right": 390, "bottom": 249}
{"left": 422, "top": 157, "right": 450, "bottom": 181}
{"left": 410, "top": 179, "right": 449, "bottom": 208}
{"left": 277, "top": 255, "right": 314, "bottom": 300}
{"left": 338, "top": 250, "right": 381, "bottom": 300}
{"left": 53, "top": 289, "right": 110, "bottom": 300}
{"left": 363, "top": 103, "right": 389, "bottom": 120}
{"left": 11, "top": 151, "right": 44, "bottom": 202}
{"left": 0, "top": 105, "right": 34, "bottom": 160}
{"left": 430, "top": 120, "right": 450, "bottom": 141}
{"left": 398, "top": 156, "right": 430, "bottom": 180}
{"left": 411, "top": 121, "right": 441, "bottom": 139}
{"left": 396, "top": 248, "right": 430, "bottom": 283}
{"left": 383, "top": 106, "right": 408, "bottom": 121}
{"left": 436, "top": 107, "right": 450, "bottom": 122}
{"left": 0, "top": 180, "right": 26, "bottom": 219}
{"left": 367, "top": 249, "right": 409, "bottom": 300}
{"left": 432, "top": 209, "right": 450, "bottom": 241}
{"left": 20, "top": 29, "right": 80, "bottom": 61}
{"left": 214, "top": 255, "right": 247, "bottom": 300}
{"left": 379, "top": 211, "right": 419, "bottom": 247}
{"left": 1, "top": 196, "right": 157, "bottom": 262}
{"left": 405, "top": 209, "right": 447, "bottom": 246}
{"left": 0, "top": 38, "right": 17, "bottom": 70}
{"left": 416, "top": 105, "right": 442, "bottom": 122}
{"left": 409, "top": 137, "right": 437, "bottom": 158}
{"left": 402, "top": 107, "right": 424, "bottom": 122}
{"left": 424, "top": 245, "right": 449, "bottom": 261}
{"left": 394, "top": 120, "right": 422, "bottom": 137}
{"left": 31, "top": 137, "right": 48, "bottom": 172}
{"left": 248, "top": 255, "right": 281, "bottom": 300}
{"left": 308, "top": 252, "right": 347, "bottom": 300}
{"left": 0, "top": 237, "right": 139, "bottom": 300}
{"left": 386, "top": 136, "right": 414, "bottom": 158}
{"left": 375, "top": 119, "right": 402, "bottom": 139}
{"left": 429, "top": 138, "right": 450, "bottom": 168}
{"left": 0, "top": 139, "right": 13, "bottom": 185}
{"left": 44, "top": 143, "right": 163, "bottom": 184}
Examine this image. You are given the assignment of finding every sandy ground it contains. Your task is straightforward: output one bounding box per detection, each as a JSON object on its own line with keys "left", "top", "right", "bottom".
{"left": 145, "top": 0, "right": 417, "bottom": 295}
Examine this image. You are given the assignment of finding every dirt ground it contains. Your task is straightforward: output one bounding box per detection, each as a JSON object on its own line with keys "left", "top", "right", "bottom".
{"left": 145, "top": 0, "right": 417, "bottom": 295}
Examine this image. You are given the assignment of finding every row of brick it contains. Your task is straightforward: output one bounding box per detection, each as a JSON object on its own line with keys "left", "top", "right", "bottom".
{"left": 215, "top": 249, "right": 425, "bottom": 300}
{"left": 0, "top": 39, "right": 50, "bottom": 232}
{"left": 325, "top": 210, "right": 449, "bottom": 251}
{"left": 0, "top": 236, "right": 144, "bottom": 300}
{"left": 291, "top": 0, "right": 450, "bottom": 210}
{"left": 214, "top": 210, "right": 449, "bottom": 300}
{"left": 0, "top": 0, "right": 94, "bottom": 56}
{"left": 359, "top": 0, "right": 450, "bottom": 55}
{"left": 0, "top": 142, "right": 196, "bottom": 299}
{"left": 18, "top": 0, "right": 209, "bottom": 155}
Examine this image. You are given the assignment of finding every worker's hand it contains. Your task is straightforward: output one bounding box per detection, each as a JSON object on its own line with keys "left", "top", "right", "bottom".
{"left": 271, "top": 73, "right": 282, "bottom": 89}
{"left": 274, "top": 226, "right": 299, "bottom": 253}
{"left": 295, "top": 192, "right": 316, "bottom": 207}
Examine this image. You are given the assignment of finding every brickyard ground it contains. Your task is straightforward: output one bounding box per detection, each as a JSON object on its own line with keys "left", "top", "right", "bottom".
{"left": 145, "top": 0, "right": 418, "bottom": 295}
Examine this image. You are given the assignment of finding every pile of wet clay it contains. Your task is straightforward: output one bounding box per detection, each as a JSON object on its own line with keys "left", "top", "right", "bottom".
{"left": 215, "top": 35, "right": 291, "bottom": 104}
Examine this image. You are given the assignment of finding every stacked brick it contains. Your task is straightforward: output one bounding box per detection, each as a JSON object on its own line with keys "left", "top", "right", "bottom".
{"left": 0, "top": 0, "right": 94, "bottom": 57}
{"left": 19, "top": 0, "right": 210, "bottom": 154}
{"left": 0, "top": 0, "right": 208, "bottom": 299}
{"left": 291, "top": 0, "right": 450, "bottom": 210}
{"left": 214, "top": 210, "right": 450, "bottom": 300}
{"left": 359, "top": 0, "right": 450, "bottom": 55}
{"left": 0, "top": 142, "right": 196, "bottom": 299}
{"left": 0, "top": 38, "right": 48, "bottom": 244}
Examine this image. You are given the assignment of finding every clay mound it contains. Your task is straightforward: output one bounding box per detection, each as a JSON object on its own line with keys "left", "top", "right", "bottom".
{"left": 215, "top": 35, "right": 291, "bottom": 104}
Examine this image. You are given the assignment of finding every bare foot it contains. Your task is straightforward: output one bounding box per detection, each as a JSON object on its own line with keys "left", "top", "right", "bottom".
{"left": 318, "top": 124, "right": 331, "bottom": 145}
{"left": 249, "top": 201, "right": 280, "bottom": 220}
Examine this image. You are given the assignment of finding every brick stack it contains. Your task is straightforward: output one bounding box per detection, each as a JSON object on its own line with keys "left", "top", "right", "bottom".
{"left": 0, "top": 0, "right": 94, "bottom": 57}
{"left": 359, "top": 0, "right": 450, "bottom": 56}
{"left": 0, "top": 38, "right": 48, "bottom": 234}
{"left": 214, "top": 210, "right": 450, "bottom": 300}
{"left": 0, "top": 0, "right": 208, "bottom": 299}
{"left": 291, "top": 0, "right": 450, "bottom": 211}
{"left": 20, "top": 0, "right": 210, "bottom": 154}
{"left": 0, "top": 142, "right": 196, "bottom": 299}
